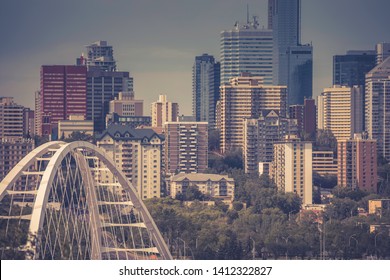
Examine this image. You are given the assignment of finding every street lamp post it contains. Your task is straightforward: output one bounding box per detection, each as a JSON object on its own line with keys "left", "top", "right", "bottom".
{"left": 281, "top": 235, "right": 291, "bottom": 260}
{"left": 375, "top": 232, "right": 383, "bottom": 259}
{"left": 249, "top": 237, "right": 256, "bottom": 260}
{"left": 177, "top": 237, "right": 186, "bottom": 259}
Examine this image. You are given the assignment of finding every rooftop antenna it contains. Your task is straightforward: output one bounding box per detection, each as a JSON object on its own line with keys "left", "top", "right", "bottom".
{"left": 247, "top": 4, "right": 250, "bottom": 24}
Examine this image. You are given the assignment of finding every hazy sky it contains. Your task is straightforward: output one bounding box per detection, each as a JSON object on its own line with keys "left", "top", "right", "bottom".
{"left": 1, "top": 0, "right": 390, "bottom": 115}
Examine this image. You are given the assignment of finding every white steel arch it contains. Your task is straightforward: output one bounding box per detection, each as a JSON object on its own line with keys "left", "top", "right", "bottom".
{"left": 0, "top": 141, "right": 172, "bottom": 260}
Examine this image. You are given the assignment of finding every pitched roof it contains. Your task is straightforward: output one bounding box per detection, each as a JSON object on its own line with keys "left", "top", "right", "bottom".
{"left": 170, "top": 173, "right": 234, "bottom": 182}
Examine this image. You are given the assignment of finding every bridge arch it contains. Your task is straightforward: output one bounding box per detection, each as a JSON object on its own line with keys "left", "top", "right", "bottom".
{"left": 0, "top": 141, "right": 171, "bottom": 260}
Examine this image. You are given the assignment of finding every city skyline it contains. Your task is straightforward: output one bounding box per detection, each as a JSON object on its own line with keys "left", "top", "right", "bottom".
{"left": 1, "top": 0, "right": 390, "bottom": 115}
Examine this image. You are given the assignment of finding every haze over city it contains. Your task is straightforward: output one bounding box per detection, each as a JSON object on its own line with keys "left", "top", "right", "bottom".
{"left": 1, "top": 0, "right": 390, "bottom": 114}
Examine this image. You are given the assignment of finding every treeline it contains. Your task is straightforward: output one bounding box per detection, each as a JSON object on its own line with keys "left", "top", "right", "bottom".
{"left": 145, "top": 170, "right": 390, "bottom": 260}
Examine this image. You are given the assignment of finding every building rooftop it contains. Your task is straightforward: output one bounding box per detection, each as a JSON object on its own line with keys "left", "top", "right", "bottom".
{"left": 171, "top": 173, "right": 234, "bottom": 182}
{"left": 96, "top": 124, "right": 164, "bottom": 141}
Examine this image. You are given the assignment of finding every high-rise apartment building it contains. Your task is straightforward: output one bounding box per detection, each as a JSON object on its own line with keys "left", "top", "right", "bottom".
{"left": 151, "top": 95, "right": 179, "bottom": 134}
{"left": 376, "top": 42, "right": 390, "bottom": 65}
{"left": 192, "top": 54, "right": 220, "bottom": 128}
{"left": 37, "top": 65, "right": 87, "bottom": 136}
{"left": 365, "top": 57, "right": 390, "bottom": 161}
{"left": 317, "top": 85, "right": 363, "bottom": 140}
{"left": 220, "top": 73, "right": 287, "bottom": 153}
{"left": 243, "top": 110, "right": 298, "bottom": 174}
{"left": 220, "top": 18, "right": 273, "bottom": 85}
{"left": 164, "top": 119, "right": 208, "bottom": 176}
{"left": 271, "top": 136, "right": 312, "bottom": 205}
{"left": 0, "top": 97, "right": 24, "bottom": 139}
{"left": 85, "top": 41, "right": 116, "bottom": 71}
{"left": 270, "top": 0, "right": 313, "bottom": 105}
{"left": 96, "top": 125, "right": 164, "bottom": 200}
{"left": 337, "top": 134, "right": 377, "bottom": 193}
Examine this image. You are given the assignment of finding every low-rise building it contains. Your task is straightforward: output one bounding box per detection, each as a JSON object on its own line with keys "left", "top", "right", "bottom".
{"left": 369, "top": 199, "right": 390, "bottom": 215}
{"left": 170, "top": 173, "right": 234, "bottom": 202}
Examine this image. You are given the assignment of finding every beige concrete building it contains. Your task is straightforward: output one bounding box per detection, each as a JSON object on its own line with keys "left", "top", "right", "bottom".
{"left": 164, "top": 119, "right": 208, "bottom": 176}
{"left": 271, "top": 136, "right": 312, "bottom": 205}
{"left": 170, "top": 173, "right": 234, "bottom": 202}
{"left": 317, "top": 85, "right": 363, "bottom": 141}
{"left": 151, "top": 95, "right": 179, "bottom": 133}
{"left": 108, "top": 91, "right": 143, "bottom": 116}
{"left": 96, "top": 125, "right": 164, "bottom": 200}
{"left": 312, "top": 151, "right": 338, "bottom": 176}
{"left": 58, "top": 115, "right": 94, "bottom": 138}
{"left": 338, "top": 134, "right": 377, "bottom": 193}
{"left": 0, "top": 97, "right": 24, "bottom": 139}
{"left": 220, "top": 73, "right": 287, "bottom": 153}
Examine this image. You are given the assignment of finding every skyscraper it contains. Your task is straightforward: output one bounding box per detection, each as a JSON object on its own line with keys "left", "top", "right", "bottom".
{"left": 270, "top": 0, "right": 313, "bottom": 105}
{"left": 220, "top": 18, "right": 273, "bottom": 85}
{"left": 151, "top": 95, "right": 179, "bottom": 133}
{"left": 86, "top": 66, "right": 133, "bottom": 132}
{"left": 38, "top": 65, "right": 87, "bottom": 136}
{"left": 333, "top": 50, "right": 376, "bottom": 87}
{"left": 220, "top": 73, "right": 287, "bottom": 153}
{"left": 317, "top": 85, "right": 363, "bottom": 140}
{"left": 85, "top": 40, "right": 116, "bottom": 72}
{"left": 365, "top": 57, "right": 390, "bottom": 161}
{"left": 192, "top": 54, "right": 220, "bottom": 128}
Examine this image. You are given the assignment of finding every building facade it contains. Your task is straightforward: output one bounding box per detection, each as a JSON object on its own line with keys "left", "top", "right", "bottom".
{"left": 151, "top": 95, "right": 179, "bottom": 133}
{"left": 96, "top": 125, "right": 164, "bottom": 200}
{"left": 220, "top": 73, "right": 287, "bottom": 153}
{"left": 333, "top": 50, "right": 376, "bottom": 88}
{"left": 0, "top": 97, "right": 24, "bottom": 139}
{"left": 317, "top": 85, "right": 363, "bottom": 140}
{"left": 312, "top": 151, "right": 338, "bottom": 176}
{"left": 270, "top": 0, "right": 312, "bottom": 105}
{"left": 86, "top": 68, "right": 133, "bottom": 132}
{"left": 271, "top": 137, "right": 313, "bottom": 205}
{"left": 376, "top": 43, "right": 390, "bottom": 65}
{"left": 337, "top": 134, "right": 377, "bottom": 193}
{"left": 169, "top": 173, "right": 234, "bottom": 202}
{"left": 38, "top": 65, "right": 87, "bottom": 136}
{"left": 85, "top": 40, "right": 116, "bottom": 72}
{"left": 365, "top": 57, "right": 390, "bottom": 161}
{"left": 0, "top": 138, "right": 35, "bottom": 188}
{"left": 289, "top": 98, "right": 316, "bottom": 138}
{"left": 164, "top": 120, "right": 208, "bottom": 176}
{"left": 243, "top": 110, "right": 298, "bottom": 174}
{"left": 58, "top": 115, "right": 94, "bottom": 139}
{"left": 220, "top": 19, "right": 273, "bottom": 85}
{"left": 192, "top": 54, "right": 220, "bottom": 129}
